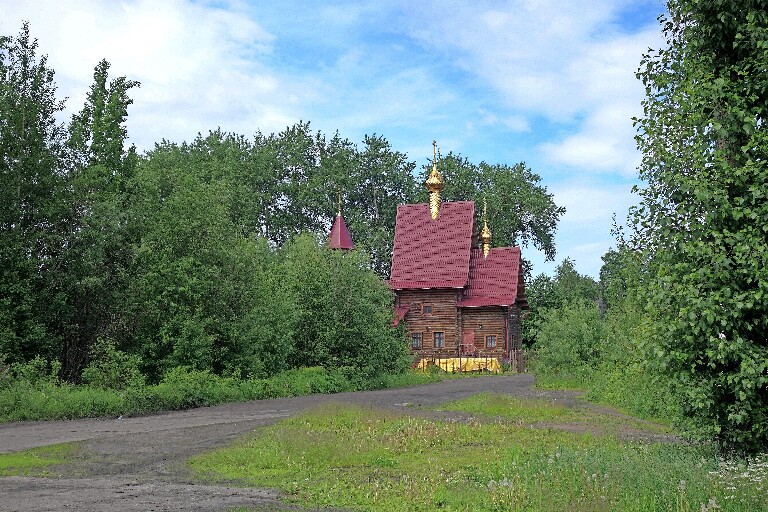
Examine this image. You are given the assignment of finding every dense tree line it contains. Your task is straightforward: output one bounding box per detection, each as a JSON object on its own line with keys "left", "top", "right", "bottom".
{"left": 632, "top": 0, "right": 768, "bottom": 451}
{"left": 0, "top": 23, "right": 563, "bottom": 385}
{"left": 530, "top": 0, "right": 768, "bottom": 454}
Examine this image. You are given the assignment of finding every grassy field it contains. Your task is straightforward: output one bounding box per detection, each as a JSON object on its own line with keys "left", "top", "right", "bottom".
{"left": 189, "top": 394, "right": 768, "bottom": 511}
{"left": 0, "top": 443, "right": 76, "bottom": 477}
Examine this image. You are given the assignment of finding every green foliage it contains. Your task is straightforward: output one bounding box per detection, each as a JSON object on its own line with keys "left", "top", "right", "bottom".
{"left": 121, "top": 161, "right": 290, "bottom": 380}
{"left": 6, "top": 355, "right": 61, "bottom": 387}
{"left": 531, "top": 251, "right": 680, "bottom": 424}
{"left": 0, "top": 22, "right": 68, "bottom": 365}
{"left": 280, "top": 233, "right": 411, "bottom": 379}
{"left": 59, "top": 59, "right": 140, "bottom": 380}
{"left": 530, "top": 302, "right": 606, "bottom": 375}
{"left": 190, "top": 403, "right": 762, "bottom": 512}
{"left": 67, "top": 59, "right": 140, "bottom": 171}
{"left": 0, "top": 367, "right": 442, "bottom": 422}
{"left": 139, "top": 127, "right": 418, "bottom": 278}
{"left": 81, "top": 337, "right": 144, "bottom": 390}
{"left": 343, "top": 134, "right": 418, "bottom": 276}
{"left": 522, "top": 258, "right": 600, "bottom": 346}
{"left": 633, "top": 0, "right": 768, "bottom": 451}
{"left": 123, "top": 130, "right": 412, "bottom": 380}
{"left": 586, "top": 301, "right": 680, "bottom": 422}
{"left": 598, "top": 240, "right": 644, "bottom": 310}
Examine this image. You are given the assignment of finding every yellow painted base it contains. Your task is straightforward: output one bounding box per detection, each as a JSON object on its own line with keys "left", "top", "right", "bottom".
{"left": 417, "top": 357, "right": 501, "bottom": 373}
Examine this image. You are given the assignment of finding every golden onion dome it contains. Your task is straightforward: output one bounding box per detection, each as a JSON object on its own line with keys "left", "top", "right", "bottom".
{"left": 427, "top": 140, "right": 444, "bottom": 220}
{"left": 481, "top": 198, "right": 492, "bottom": 257}
{"left": 481, "top": 223, "right": 492, "bottom": 243}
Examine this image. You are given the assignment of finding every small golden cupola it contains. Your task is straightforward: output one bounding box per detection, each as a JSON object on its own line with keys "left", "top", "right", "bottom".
{"left": 481, "top": 198, "right": 492, "bottom": 258}
{"left": 425, "top": 140, "right": 444, "bottom": 220}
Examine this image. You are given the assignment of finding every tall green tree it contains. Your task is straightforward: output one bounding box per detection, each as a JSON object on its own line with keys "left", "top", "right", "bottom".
{"left": 633, "top": 0, "right": 768, "bottom": 451}
{"left": 264, "top": 122, "right": 333, "bottom": 245}
{"left": 522, "top": 258, "right": 600, "bottom": 346}
{"left": 0, "top": 23, "right": 67, "bottom": 363}
{"left": 343, "top": 135, "right": 417, "bottom": 276}
{"left": 59, "top": 59, "right": 140, "bottom": 380}
{"left": 144, "top": 126, "right": 420, "bottom": 278}
{"left": 141, "top": 129, "right": 277, "bottom": 241}
{"left": 280, "top": 233, "right": 410, "bottom": 379}
{"left": 121, "top": 161, "right": 290, "bottom": 381}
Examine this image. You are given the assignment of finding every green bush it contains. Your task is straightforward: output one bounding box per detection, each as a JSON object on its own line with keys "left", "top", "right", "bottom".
{"left": 280, "top": 234, "right": 411, "bottom": 379}
{"left": 5, "top": 355, "right": 61, "bottom": 387}
{"left": 531, "top": 301, "right": 605, "bottom": 375}
{"left": 81, "top": 337, "right": 145, "bottom": 390}
{"left": 531, "top": 297, "right": 682, "bottom": 425}
{"left": 0, "top": 365, "right": 442, "bottom": 423}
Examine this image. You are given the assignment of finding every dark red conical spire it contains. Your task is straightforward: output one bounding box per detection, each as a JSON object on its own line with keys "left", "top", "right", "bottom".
{"left": 328, "top": 193, "right": 354, "bottom": 250}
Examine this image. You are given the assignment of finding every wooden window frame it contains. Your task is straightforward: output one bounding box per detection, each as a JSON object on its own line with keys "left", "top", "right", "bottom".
{"left": 422, "top": 304, "right": 433, "bottom": 315}
{"left": 434, "top": 331, "right": 445, "bottom": 348}
{"left": 485, "top": 335, "right": 497, "bottom": 348}
{"left": 411, "top": 332, "right": 422, "bottom": 349}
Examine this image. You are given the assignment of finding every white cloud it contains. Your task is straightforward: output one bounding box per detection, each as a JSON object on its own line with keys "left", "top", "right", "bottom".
{"left": 537, "top": 27, "right": 662, "bottom": 175}
{"left": 553, "top": 184, "right": 636, "bottom": 225}
{"left": 1, "top": 0, "right": 294, "bottom": 150}
{"left": 539, "top": 102, "right": 641, "bottom": 175}
{"left": 399, "top": 1, "right": 663, "bottom": 178}
{"left": 476, "top": 109, "right": 530, "bottom": 132}
{"left": 403, "top": 1, "right": 628, "bottom": 114}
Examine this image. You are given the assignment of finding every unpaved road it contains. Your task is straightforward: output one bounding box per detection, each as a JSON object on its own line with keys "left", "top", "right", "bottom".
{"left": 0, "top": 375, "right": 668, "bottom": 511}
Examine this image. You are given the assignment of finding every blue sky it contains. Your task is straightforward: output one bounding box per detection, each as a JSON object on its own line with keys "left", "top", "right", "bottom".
{"left": 2, "top": 0, "right": 667, "bottom": 278}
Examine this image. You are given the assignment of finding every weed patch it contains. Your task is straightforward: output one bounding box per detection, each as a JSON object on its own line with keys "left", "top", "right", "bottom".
{"left": 189, "top": 404, "right": 765, "bottom": 511}
{"left": 439, "top": 392, "right": 673, "bottom": 436}
{"left": 0, "top": 443, "right": 77, "bottom": 477}
{"left": 0, "top": 367, "right": 447, "bottom": 423}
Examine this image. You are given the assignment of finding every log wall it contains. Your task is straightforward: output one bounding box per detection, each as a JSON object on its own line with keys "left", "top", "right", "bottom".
{"left": 397, "top": 289, "right": 460, "bottom": 358}
{"left": 460, "top": 306, "right": 507, "bottom": 358}
{"left": 396, "top": 289, "right": 525, "bottom": 367}
{"left": 509, "top": 305, "right": 524, "bottom": 371}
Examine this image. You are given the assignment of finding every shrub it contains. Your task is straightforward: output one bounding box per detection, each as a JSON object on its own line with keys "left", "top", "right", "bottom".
{"left": 531, "top": 301, "right": 605, "bottom": 375}
{"left": 8, "top": 355, "right": 61, "bottom": 386}
{"left": 81, "top": 337, "right": 145, "bottom": 390}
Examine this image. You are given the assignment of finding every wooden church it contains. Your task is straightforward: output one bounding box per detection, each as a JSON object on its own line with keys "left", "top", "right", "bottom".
{"left": 327, "top": 143, "right": 527, "bottom": 371}
{"left": 388, "top": 143, "right": 527, "bottom": 371}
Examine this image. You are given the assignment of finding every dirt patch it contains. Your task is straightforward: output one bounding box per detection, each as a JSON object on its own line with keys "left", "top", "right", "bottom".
{"left": 0, "top": 374, "right": 677, "bottom": 511}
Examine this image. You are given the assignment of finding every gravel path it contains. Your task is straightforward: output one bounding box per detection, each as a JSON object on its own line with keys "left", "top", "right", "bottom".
{"left": 0, "top": 374, "right": 668, "bottom": 511}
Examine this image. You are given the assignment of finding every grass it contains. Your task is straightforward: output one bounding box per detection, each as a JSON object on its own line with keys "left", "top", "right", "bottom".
{"left": 439, "top": 391, "right": 587, "bottom": 423}
{"left": 188, "top": 397, "right": 768, "bottom": 511}
{"left": 533, "top": 372, "right": 588, "bottom": 391}
{"left": 437, "top": 392, "right": 673, "bottom": 436}
{"left": 0, "top": 443, "right": 77, "bottom": 477}
{"left": 0, "top": 366, "right": 448, "bottom": 423}
{"left": 532, "top": 368, "right": 680, "bottom": 430}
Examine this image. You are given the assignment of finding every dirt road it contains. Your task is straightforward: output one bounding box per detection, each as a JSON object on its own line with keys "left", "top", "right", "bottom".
{"left": 0, "top": 374, "right": 639, "bottom": 511}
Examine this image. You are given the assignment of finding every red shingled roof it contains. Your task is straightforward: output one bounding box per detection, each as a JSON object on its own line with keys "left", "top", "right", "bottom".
{"left": 327, "top": 214, "right": 354, "bottom": 250}
{"left": 457, "top": 247, "right": 522, "bottom": 307}
{"left": 389, "top": 201, "right": 474, "bottom": 289}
